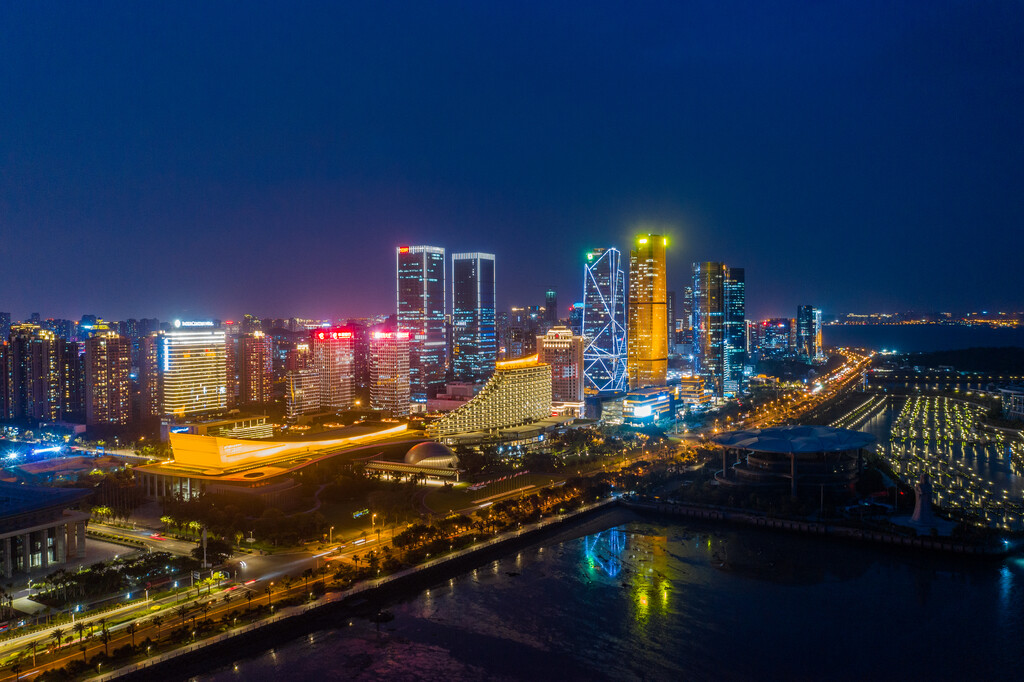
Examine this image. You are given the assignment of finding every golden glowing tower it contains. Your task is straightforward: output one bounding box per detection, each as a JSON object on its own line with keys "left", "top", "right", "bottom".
{"left": 628, "top": 234, "right": 668, "bottom": 389}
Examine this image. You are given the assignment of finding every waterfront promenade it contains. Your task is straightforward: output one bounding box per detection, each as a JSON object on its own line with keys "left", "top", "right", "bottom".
{"left": 94, "top": 497, "right": 617, "bottom": 681}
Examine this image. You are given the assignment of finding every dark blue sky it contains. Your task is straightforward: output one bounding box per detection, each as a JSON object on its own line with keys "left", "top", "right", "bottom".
{"left": 3, "top": 1, "right": 1023, "bottom": 322}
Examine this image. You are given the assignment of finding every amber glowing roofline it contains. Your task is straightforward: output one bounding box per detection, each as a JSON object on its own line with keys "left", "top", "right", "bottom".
{"left": 495, "top": 354, "right": 542, "bottom": 369}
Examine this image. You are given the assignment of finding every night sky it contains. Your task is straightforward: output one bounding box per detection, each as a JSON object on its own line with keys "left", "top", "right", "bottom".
{"left": 3, "top": 2, "right": 1023, "bottom": 322}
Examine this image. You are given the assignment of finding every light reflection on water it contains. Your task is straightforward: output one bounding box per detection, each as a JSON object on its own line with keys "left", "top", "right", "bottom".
{"left": 201, "top": 513, "right": 1024, "bottom": 682}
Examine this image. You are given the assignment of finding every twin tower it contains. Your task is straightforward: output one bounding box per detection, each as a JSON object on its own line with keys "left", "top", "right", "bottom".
{"left": 583, "top": 234, "right": 668, "bottom": 395}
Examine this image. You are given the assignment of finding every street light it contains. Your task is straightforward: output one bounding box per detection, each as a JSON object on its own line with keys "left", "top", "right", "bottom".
{"left": 329, "top": 526, "right": 335, "bottom": 544}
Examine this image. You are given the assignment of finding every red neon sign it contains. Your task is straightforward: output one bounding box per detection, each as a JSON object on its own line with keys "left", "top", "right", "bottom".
{"left": 399, "top": 246, "right": 410, "bottom": 253}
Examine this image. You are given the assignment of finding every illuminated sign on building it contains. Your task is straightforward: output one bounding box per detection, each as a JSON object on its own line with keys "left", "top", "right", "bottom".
{"left": 174, "top": 320, "right": 214, "bottom": 328}
{"left": 315, "top": 330, "right": 353, "bottom": 340}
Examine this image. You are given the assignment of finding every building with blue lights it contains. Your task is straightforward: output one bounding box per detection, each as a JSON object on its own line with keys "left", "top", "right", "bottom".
{"left": 397, "top": 245, "right": 447, "bottom": 402}
{"left": 622, "top": 387, "right": 673, "bottom": 427}
{"left": 451, "top": 252, "right": 496, "bottom": 383}
{"left": 582, "top": 247, "right": 627, "bottom": 394}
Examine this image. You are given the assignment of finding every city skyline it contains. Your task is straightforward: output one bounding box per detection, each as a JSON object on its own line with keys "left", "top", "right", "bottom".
{"left": 4, "top": 3, "right": 1024, "bottom": 320}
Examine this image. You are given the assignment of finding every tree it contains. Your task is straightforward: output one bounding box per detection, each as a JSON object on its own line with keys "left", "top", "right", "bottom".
{"left": 126, "top": 622, "right": 138, "bottom": 649}
{"left": 246, "top": 591, "right": 253, "bottom": 612}
{"left": 100, "top": 629, "right": 111, "bottom": 657}
{"left": 10, "top": 659, "right": 21, "bottom": 681}
{"left": 176, "top": 605, "right": 188, "bottom": 626}
{"left": 265, "top": 585, "right": 273, "bottom": 607}
{"left": 191, "top": 538, "right": 233, "bottom": 565}
{"left": 50, "top": 627, "right": 65, "bottom": 654}
{"left": 152, "top": 615, "right": 164, "bottom": 643}
{"left": 73, "top": 622, "right": 86, "bottom": 644}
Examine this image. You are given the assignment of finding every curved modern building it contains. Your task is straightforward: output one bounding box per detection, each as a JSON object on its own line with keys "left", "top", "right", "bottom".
{"left": 427, "top": 355, "right": 552, "bottom": 439}
{"left": 712, "top": 426, "right": 875, "bottom": 497}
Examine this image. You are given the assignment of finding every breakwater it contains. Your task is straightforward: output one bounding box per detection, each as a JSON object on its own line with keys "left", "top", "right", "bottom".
{"left": 623, "top": 498, "right": 1012, "bottom": 557}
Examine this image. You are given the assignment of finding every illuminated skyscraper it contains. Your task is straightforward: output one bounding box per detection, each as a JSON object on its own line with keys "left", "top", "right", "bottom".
{"left": 796, "top": 305, "right": 823, "bottom": 360}
{"left": 370, "top": 331, "right": 411, "bottom": 417}
{"left": 451, "top": 252, "right": 496, "bottom": 383}
{"left": 159, "top": 324, "right": 227, "bottom": 417}
{"left": 7, "top": 324, "right": 61, "bottom": 421}
{"left": 85, "top": 332, "right": 131, "bottom": 425}
{"left": 628, "top": 234, "right": 668, "bottom": 389}
{"left": 0, "top": 313, "right": 10, "bottom": 343}
{"left": 537, "top": 326, "right": 586, "bottom": 404}
{"left": 582, "top": 247, "right": 627, "bottom": 394}
{"left": 310, "top": 328, "right": 355, "bottom": 410}
{"left": 544, "top": 288, "right": 558, "bottom": 324}
{"left": 723, "top": 268, "right": 746, "bottom": 395}
{"left": 139, "top": 333, "right": 161, "bottom": 419}
{"left": 396, "top": 245, "right": 446, "bottom": 402}
{"left": 236, "top": 332, "right": 273, "bottom": 405}
{"left": 693, "top": 262, "right": 746, "bottom": 398}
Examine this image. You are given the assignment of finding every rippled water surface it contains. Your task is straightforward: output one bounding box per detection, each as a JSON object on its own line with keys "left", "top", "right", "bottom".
{"left": 201, "top": 511, "right": 1024, "bottom": 681}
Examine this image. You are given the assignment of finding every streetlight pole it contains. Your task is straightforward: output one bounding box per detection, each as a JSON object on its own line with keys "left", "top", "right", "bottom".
{"left": 329, "top": 526, "right": 335, "bottom": 544}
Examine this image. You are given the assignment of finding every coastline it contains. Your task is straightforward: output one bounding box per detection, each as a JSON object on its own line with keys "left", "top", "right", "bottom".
{"left": 100, "top": 499, "right": 620, "bottom": 681}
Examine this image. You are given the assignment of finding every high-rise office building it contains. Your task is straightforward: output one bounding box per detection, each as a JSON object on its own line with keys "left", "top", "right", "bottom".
{"left": 693, "top": 262, "right": 746, "bottom": 398}
{"left": 723, "top": 268, "right": 746, "bottom": 395}
{"left": 84, "top": 332, "right": 131, "bottom": 425}
{"left": 451, "top": 252, "right": 496, "bottom": 383}
{"left": 667, "top": 290, "right": 677, "bottom": 349}
{"left": 285, "top": 369, "right": 320, "bottom": 422}
{"left": 159, "top": 325, "right": 227, "bottom": 417}
{"left": 582, "top": 247, "right": 627, "bottom": 394}
{"left": 693, "top": 263, "right": 725, "bottom": 397}
{"left": 311, "top": 328, "right": 355, "bottom": 410}
{"left": 544, "top": 288, "right": 558, "bottom": 324}
{"left": 627, "top": 234, "right": 668, "bottom": 389}
{"left": 796, "top": 305, "right": 823, "bottom": 360}
{"left": 396, "top": 245, "right": 446, "bottom": 402}
{"left": 681, "top": 286, "right": 694, "bottom": 347}
{"left": 369, "top": 331, "right": 411, "bottom": 417}
{"left": 759, "top": 318, "right": 793, "bottom": 354}
{"left": 0, "top": 313, "right": 10, "bottom": 343}
{"left": 537, "top": 326, "right": 586, "bottom": 404}
{"left": 569, "top": 302, "right": 585, "bottom": 337}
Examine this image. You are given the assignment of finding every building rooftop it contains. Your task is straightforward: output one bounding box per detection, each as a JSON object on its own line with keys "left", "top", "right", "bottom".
{"left": 0, "top": 483, "right": 91, "bottom": 520}
{"left": 712, "top": 425, "right": 875, "bottom": 454}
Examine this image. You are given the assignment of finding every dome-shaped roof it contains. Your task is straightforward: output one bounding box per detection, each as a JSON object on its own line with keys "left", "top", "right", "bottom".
{"left": 404, "top": 441, "right": 457, "bottom": 465}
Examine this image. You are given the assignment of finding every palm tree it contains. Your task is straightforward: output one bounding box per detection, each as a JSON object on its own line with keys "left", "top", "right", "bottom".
{"left": 302, "top": 568, "right": 313, "bottom": 592}
{"left": 26, "top": 640, "right": 39, "bottom": 667}
{"left": 100, "top": 629, "right": 111, "bottom": 657}
{"left": 264, "top": 585, "right": 273, "bottom": 607}
{"left": 73, "top": 621, "right": 85, "bottom": 644}
{"left": 10, "top": 659, "right": 21, "bottom": 681}
{"left": 176, "top": 604, "right": 188, "bottom": 626}
{"left": 126, "top": 622, "right": 138, "bottom": 649}
{"left": 50, "top": 627, "right": 65, "bottom": 653}
{"left": 246, "top": 592, "right": 253, "bottom": 612}
{"left": 152, "top": 615, "right": 164, "bottom": 643}
{"left": 222, "top": 593, "right": 233, "bottom": 609}
{"left": 201, "top": 601, "right": 211, "bottom": 623}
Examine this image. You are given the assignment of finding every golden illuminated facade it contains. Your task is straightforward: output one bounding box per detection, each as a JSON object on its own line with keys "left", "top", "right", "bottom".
{"left": 159, "top": 327, "right": 227, "bottom": 417}
{"left": 427, "top": 355, "right": 552, "bottom": 439}
{"left": 627, "top": 234, "right": 668, "bottom": 389}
